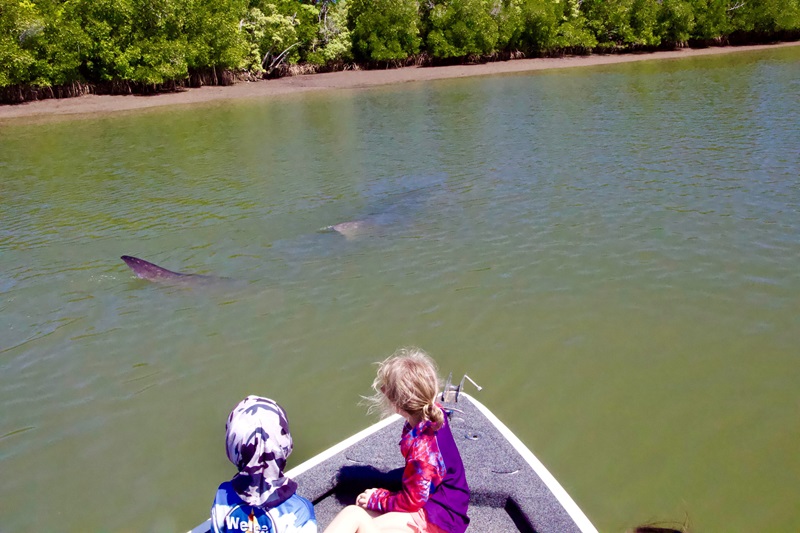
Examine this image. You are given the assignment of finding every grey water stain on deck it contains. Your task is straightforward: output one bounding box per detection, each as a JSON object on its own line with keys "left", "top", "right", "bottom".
{"left": 1, "top": 45, "right": 799, "bottom": 533}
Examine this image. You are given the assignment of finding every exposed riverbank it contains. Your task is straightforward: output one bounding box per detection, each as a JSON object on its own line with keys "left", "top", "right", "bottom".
{"left": 1, "top": 41, "right": 798, "bottom": 123}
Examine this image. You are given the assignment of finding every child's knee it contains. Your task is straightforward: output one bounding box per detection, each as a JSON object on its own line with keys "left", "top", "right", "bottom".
{"left": 324, "top": 505, "right": 377, "bottom": 533}
{"left": 343, "top": 505, "right": 364, "bottom": 515}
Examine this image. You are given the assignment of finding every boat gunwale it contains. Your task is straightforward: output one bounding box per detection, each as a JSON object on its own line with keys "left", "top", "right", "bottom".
{"left": 461, "top": 393, "right": 597, "bottom": 533}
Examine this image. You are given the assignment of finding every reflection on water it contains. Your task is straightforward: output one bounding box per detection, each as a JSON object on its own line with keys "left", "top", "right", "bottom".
{"left": 1, "top": 46, "right": 799, "bottom": 532}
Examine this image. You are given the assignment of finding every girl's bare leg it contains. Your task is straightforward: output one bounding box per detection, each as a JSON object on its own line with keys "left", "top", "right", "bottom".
{"left": 323, "top": 505, "right": 380, "bottom": 533}
{"left": 371, "top": 511, "right": 420, "bottom": 532}
{"left": 323, "top": 506, "right": 420, "bottom": 533}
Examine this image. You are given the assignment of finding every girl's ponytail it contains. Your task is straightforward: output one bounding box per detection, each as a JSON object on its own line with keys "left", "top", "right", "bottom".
{"left": 423, "top": 401, "right": 444, "bottom": 429}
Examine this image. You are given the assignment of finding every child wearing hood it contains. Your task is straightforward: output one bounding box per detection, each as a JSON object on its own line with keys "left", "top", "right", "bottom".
{"left": 211, "top": 395, "right": 317, "bottom": 533}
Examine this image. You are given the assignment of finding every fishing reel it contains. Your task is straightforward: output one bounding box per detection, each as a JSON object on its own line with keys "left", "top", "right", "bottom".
{"left": 440, "top": 372, "right": 482, "bottom": 403}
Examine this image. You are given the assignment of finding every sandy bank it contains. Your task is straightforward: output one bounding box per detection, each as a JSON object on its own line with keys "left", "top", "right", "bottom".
{"left": 1, "top": 41, "right": 798, "bottom": 123}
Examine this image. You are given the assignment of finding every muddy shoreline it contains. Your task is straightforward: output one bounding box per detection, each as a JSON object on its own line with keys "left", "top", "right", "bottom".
{"left": 2, "top": 41, "right": 798, "bottom": 123}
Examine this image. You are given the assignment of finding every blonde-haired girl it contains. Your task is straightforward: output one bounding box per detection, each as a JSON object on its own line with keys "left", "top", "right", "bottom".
{"left": 324, "top": 348, "right": 470, "bottom": 533}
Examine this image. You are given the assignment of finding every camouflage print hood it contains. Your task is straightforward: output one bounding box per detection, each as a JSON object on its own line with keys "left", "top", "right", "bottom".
{"left": 225, "top": 396, "right": 298, "bottom": 508}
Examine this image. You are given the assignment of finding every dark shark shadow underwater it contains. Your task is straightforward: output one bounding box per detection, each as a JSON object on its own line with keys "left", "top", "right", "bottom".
{"left": 319, "top": 182, "right": 444, "bottom": 239}
{"left": 122, "top": 179, "right": 448, "bottom": 283}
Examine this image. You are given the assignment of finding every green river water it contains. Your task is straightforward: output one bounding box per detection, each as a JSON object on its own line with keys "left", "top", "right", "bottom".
{"left": 1, "top": 46, "right": 799, "bottom": 532}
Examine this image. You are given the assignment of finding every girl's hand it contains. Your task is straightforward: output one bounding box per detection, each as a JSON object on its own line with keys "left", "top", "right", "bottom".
{"left": 356, "top": 488, "right": 376, "bottom": 508}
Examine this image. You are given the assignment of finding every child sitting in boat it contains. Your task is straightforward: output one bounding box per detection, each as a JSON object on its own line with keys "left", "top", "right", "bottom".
{"left": 211, "top": 395, "right": 317, "bottom": 533}
{"left": 324, "top": 348, "right": 470, "bottom": 533}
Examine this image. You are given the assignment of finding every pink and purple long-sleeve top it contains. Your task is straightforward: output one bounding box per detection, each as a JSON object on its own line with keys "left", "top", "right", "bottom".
{"left": 366, "top": 407, "right": 470, "bottom": 533}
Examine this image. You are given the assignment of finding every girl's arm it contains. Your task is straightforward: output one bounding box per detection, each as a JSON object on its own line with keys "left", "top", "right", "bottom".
{"left": 365, "top": 459, "right": 442, "bottom": 512}
{"left": 364, "top": 433, "right": 444, "bottom": 513}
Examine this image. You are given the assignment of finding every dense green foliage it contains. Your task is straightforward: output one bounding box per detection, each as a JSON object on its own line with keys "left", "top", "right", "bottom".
{"left": 424, "top": 0, "right": 498, "bottom": 59}
{"left": 1, "top": 0, "right": 798, "bottom": 96}
{"left": 348, "top": 0, "right": 420, "bottom": 61}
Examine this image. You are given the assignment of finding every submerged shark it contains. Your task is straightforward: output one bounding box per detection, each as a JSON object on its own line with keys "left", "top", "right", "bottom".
{"left": 320, "top": 191, "right": 427, "bottom": 239}
{"left": 122, "top": 182, "right": 443, "bottom": 283}
{"left": 121, "top": 255, "right": 230, "bottom": 284}
{"left": 320, "top": 218, "right": 383, "bottom": 239}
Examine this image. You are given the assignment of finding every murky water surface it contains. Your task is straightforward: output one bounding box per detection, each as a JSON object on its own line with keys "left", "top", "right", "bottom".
{"left": 1, "top": 47, "right": 799, "bottom": 532}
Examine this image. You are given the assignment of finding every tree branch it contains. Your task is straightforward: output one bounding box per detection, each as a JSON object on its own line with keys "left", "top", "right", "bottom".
{"left": 264, "top": 42, "right": 301, "bottom": 71}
